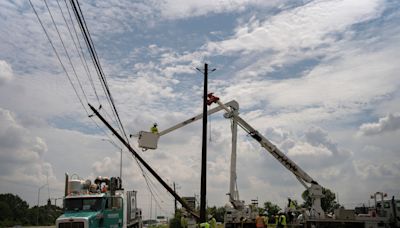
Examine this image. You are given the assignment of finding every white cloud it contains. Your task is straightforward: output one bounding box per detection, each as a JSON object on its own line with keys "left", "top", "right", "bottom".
{"left": 354, "top": 160, "right": 400, "bottom": 180}
{"left": 207, "top": 0, "right": 384, "bottom": 54}
{"left": 359, "top": 113, "right": 400, "bottom": 136}
{"left": 0, "top": 60, "right": 13, "bottom": 85}
{"left": 0, "top": 108, "right": 56, "bottom": 187}
{"left": 159, "top": 0, "right": 283, "bottom": 19}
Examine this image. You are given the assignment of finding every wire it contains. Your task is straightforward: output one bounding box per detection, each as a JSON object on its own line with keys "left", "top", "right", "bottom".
{"left": 43, "top": 0, "right": 89, "bottom": 104}
{"left": 30, "top": 0, "right": 122, "bottom": 157}
{"left": 67, "top": 0, "right": 123, "bottom": 135}
{"left": 29, "top": 0, "right": 87, "bottom": 115}
{"left": 59, "top": 0, "right": 101, "bottom": 105}
{"left": 70, "top": 0, "right": 129, "bottom": 143}
{"left": 38, "top": 0, "right": 170, "bottom": 214}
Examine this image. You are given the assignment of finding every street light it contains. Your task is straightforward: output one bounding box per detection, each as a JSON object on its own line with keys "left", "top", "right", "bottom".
{"left": 37, "top": 183, "right": 48, "bottom": 225}
{"left": 101, "top": 138, "right": 123, "bottom": 180}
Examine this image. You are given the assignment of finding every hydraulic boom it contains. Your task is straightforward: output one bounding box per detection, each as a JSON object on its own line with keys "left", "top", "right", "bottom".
{"left": 209, "top": 94, "right": 325, "bottom": 218}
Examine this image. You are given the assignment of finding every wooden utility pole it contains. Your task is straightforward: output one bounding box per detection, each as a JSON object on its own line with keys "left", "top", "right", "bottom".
{"left": 196, "top": 63, "right": 215, "bottom": 222}
{"left": 174, "top": 182, "right": 177, "bottom": 216}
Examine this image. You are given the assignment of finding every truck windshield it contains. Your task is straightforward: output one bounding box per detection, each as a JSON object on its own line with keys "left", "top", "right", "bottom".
{"left": 64, "top": 198, "right": 103, "bottom": 211}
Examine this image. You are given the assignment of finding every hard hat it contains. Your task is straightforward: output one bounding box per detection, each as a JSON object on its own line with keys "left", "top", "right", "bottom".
{"left": 153, "top": 123, "right": 158, "bottom": 126}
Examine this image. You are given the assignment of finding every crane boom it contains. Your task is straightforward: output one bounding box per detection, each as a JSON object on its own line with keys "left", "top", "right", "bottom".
{"left": 212, "top": 97, "right": 325, "bottom": 218}
{"left": 158, "top": 100, "right": 239, "bottom": 136}
{"left": 216, "top": 100, "right": 316, "bottom": 186}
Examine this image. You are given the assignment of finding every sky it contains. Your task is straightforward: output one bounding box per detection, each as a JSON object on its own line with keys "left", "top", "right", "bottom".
{"left": 1, "top": 0, "right": 400, "bottom": 220}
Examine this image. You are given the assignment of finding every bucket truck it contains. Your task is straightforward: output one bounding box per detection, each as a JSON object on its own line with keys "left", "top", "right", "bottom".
{"left": 135, "top": 94, "right": 325, "bottom": 225}
{"left": 135, "top": 94, "right": 400, "bottom": 228}
{"left": 136, "top": 99, "right": 258, "bottom": 226}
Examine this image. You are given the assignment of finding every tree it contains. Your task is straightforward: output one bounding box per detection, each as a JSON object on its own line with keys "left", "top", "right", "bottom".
{"left": 0, "top": 193, "right": 63, "bottom": 226}
{"left": 207, "top": 206, "right": 226, "bottom": 222}
{"left": 0, "top": 193, "right": 30, "bottom": 226}
{"left": 262, "top": 201, "right": 281, "bottom": 216}
{"left": 301, "top": 187, "right": 340, "bottom": 213}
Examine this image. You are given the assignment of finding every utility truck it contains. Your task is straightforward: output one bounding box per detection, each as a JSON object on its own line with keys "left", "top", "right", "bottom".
{"left": 136, "top": 93, "right": 399, "bottom": 228}
{"left": 136, "top": 94, "right": 323, "bottom": 227}
{"left": 56, "top": 174, "right": 142, "bottom": 228}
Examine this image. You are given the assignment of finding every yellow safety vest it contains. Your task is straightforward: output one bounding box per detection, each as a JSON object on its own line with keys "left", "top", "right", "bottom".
{"left": 151, "top": 126, "right": 158, "bottom": 133}
{"left": 289, "top": 201, "right": 296, "bottom": 210}
{"left": 181, "top": 217, "right": 188, "bottom": 228}
{"left": 279, "top": 215, "right": 287, "bottom": 225}
{"left": 200, "top": 222, "right": 210, "bottom": 228}
{"left": 209, "top": 218, "right": 217, "bottom": 228}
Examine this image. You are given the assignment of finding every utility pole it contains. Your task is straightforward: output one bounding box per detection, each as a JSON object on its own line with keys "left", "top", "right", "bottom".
{"left": 196, "top": 63, "right": 216, "bottom": 223}
{"left": 174, "top": 182, "right": 177, "bottom": 216}
{"left": 37, "top": 183, "right": 47, "bottom": 225}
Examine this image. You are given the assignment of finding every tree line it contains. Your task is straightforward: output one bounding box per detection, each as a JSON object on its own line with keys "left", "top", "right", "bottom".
{"left": 0, "top": 193, "right": 63, "bottom": 227}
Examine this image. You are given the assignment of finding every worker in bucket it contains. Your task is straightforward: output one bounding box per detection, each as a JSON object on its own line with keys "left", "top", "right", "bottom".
{"left": 151, "top": 123, "right": 158, "bottom": 134}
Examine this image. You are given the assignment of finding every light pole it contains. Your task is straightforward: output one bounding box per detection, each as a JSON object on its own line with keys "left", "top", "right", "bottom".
{"left": 101, "top": 138, "right": 123, "bottom": 180}
{"left": 37, "top": 183, "right": 48, "bottom": 225}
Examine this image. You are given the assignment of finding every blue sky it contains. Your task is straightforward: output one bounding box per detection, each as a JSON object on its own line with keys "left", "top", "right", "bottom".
{"left": 1, "top": 0, "right": 400, "bottom": 219}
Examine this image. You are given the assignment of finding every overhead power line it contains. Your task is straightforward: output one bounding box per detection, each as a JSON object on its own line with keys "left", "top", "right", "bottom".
{"left": 69, "top": 0, "right": 129, "bottom": 142}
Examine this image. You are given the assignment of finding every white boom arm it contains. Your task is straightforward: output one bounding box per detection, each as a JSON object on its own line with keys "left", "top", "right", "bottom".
{"left": 215, "top": 99, "right": 325, "bottom": 218}
{"left": 137, "top": 100, "right": 244, "bottom": 209}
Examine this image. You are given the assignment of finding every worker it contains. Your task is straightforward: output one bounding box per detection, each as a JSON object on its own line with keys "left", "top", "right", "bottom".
{"left": 256, "top": 213, "right": 266, "bottom": 228}
{"left": 263, "top": 213, "right": 269, "bottom": 228}
{"left": 277, "top": 212, "right": 287, "bottom": 228}
{"left": 208, "top": 214, "right": 217, "bottom": 228}
{"left": 151, "top": 123, "right": 158, "bottom": 134}
{"left": 288, "top": 198, "right": 296, "bottom": 210}
{"left": 287, "top": 198, "right": 296, "bottom": 223}
{"left": 181, "top": 214, "right": 188, "bottom": 228}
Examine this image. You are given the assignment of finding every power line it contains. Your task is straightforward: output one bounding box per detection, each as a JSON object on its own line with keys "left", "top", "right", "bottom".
{"left": 33, "top": 0, "right": 168, "bottom": 214}
{"left": 69, "top": 0, "right": 129, "bottom": 143}
{"left": 29, "top": 0, "right": 87, "bottom": 115}
{"left": 58, "top": 0, "right": 101, "bottom": 105}
{"left": 43, "top": 0, "right": 89, "bottom": 104}
{"left": 29, "top": 0, "right": 122, "bottom": 156}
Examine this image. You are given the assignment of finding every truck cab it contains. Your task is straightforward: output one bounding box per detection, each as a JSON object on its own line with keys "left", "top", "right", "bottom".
{"left": 57, "top": 193, "right": 124, "bottom": 228}
{"left": 56, "top": 174, "right": 142, "bottom": 228}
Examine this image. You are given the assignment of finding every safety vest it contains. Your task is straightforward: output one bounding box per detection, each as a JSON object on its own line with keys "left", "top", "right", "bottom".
{"left": 289, "top": 201, "right": 296, "bottom": 210}
{"left": 199, "top": 222, "right": 210, "bottom": 228}
{"left": 263, "top": 216, "right": 269, "bottom": 225}
{"left": 209, "top": 218, "right": 217, "bottom": 228}
{"left": 278, "top": 215, "right": 287, "bottom": 225}
{"left": 151, "top": 126, "right": 158, "bottom": 133}
{"left": 181, "top": 217, "right": 188, "bottom": 228}
{"left": 256, "top": 216, "right": 265, "bottom": 228}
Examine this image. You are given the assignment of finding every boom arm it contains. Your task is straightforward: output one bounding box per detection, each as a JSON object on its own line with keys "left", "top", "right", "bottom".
{"left": 213, "top": 98, "right": 325, "bottom": 218}
{"left": 137, "top": 100, "right": 244, "bottom": 209}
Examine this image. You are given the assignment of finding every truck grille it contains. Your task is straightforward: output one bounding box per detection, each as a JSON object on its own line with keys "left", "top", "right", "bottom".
{"left": 58, "top": 221, "right": 84, "bottom": 228}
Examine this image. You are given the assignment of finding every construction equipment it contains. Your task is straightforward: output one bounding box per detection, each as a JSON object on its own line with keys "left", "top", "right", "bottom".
{"left": 136, "top": 93, "right": 324, "bottom": 226}
{"left": 136, "top": 98, "right": 258, "bottom": 226}
{"left": 56, "top": 173, "right": 142, "bottom": 228}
